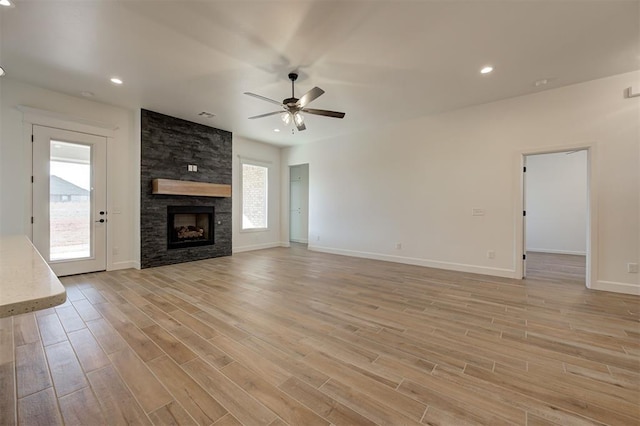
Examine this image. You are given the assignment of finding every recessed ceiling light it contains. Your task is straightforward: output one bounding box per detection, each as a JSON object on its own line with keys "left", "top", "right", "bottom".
{"left": 197, "top": 111, "right": 215, "bottom": 119}
{"left": 0, "top": 0, "right": 12, "bottom": 7}
{"left": 0, "top": 67, "right": 5, "bottom": 77}
{"left": 273, "top": 129, "right": 280, "bottom": 132}
{"left": 534, "top": 78, "right": 549, "bottom": 87}
{"left": 80, "top": 91, "right": 94, "bottom": 98}
{"left": 110, "top": 77, "right": 123, "bottom": 85}
{"left": 480, "top": 66, "right": 494, "bottom": 74}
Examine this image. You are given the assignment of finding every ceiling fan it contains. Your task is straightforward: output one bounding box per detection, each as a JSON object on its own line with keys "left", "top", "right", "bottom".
{"left": 244, "top": 72, "right": 345, "bottom": 131}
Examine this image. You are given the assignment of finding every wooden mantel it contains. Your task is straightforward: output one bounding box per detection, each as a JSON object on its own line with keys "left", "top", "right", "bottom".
{"left": 152, "top": 179, "right": 231, "bottom": 197}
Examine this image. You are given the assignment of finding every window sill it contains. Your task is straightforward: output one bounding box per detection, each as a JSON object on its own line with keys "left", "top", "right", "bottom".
{"left": 240, "top": 228, "right": 270, "bottom": 233}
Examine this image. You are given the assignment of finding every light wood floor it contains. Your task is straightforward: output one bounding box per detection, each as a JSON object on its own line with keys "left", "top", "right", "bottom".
{"left": 526, "top": 252, "right": 586, "bottom": 285}
{"left": 1, "top": 245, "right": 639, "bottom": 425}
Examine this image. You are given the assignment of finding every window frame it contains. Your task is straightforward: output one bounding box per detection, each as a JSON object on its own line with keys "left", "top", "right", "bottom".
{"left": 239, "top": 157, "right": 270, "bottom": 233}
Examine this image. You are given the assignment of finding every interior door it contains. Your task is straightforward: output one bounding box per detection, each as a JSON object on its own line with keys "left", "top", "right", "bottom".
{"left": 522, "top": 157, "right": 528, "bottom": 278}
{"left": 290, "top": 168, "right": 303, "bottom": 242}
{"left": 32, "top": 125, "right": 107, "bottom": 276}
{"left": 289, "top": 164, "right": 309, "bottom": 243}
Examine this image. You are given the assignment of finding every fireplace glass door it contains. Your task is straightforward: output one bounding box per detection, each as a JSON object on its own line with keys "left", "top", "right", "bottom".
{"left": 167, "top": 206, "right": 215, "bottom": 249}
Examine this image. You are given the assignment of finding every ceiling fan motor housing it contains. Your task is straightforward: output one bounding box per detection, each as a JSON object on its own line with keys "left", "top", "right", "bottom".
{"left": 283, "top": 97, "right": 299, "bottom": 108}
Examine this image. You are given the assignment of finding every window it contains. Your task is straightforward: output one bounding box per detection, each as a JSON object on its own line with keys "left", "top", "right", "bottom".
{"left": 241, "top": 162, "right": 268, "bottom": 230}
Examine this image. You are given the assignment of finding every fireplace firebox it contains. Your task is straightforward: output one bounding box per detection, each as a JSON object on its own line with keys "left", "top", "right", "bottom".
{"left": 167, "top": 206, "right": 214, "bottom": 249}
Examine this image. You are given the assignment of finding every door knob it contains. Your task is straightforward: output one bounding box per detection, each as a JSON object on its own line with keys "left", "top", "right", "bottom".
{"left": 96, "top": 219, "right": 105, "bottom": 223}
{"left": 99, "top": 211, "right": 106, "bottom": 215}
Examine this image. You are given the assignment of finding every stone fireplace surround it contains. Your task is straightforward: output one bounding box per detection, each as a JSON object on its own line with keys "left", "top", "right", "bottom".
{"left": 140, "top": 109, "right": 232, "bottom": 268}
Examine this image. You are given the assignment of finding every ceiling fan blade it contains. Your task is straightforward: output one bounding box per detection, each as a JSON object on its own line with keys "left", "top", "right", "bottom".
{"left": 248, "top": 111, "right": 283, "bottom": 119}
{"left": 302, "top": 108, "right": 346, "bottom": 119}
{"left": 296, "top": 121, "right": 307, "bottom": 131}
{"left": 244, "top": 92, "right": 283, "bottom": 107}
{"left": 297, "top": 87, "right": 325, "bottom": 108}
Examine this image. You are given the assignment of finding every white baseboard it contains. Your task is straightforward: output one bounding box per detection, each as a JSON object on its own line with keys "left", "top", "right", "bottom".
{"left": 280, "top": 241, "right": 291, "bottom": 248}
{"left": 526, "top": 248, "right": 587, "bottom": 256}
{"left": 591, "top": 280, "right": 640, "bottom": 295}
{"left": 108, "top": 260, "right": 139, "bottom": 271}
{"left": 290, "top": 238, "right": 308, "bottom": 244}
{"left": 233, "top": 242, "right": 288, "bottom": 253}
{"left": 307, "top": 245, "right": 518, "bottom": 279}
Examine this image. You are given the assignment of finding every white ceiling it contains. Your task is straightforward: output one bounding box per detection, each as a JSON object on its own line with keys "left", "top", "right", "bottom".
{"left": 1, "top": 1, "right": 638, "bottom": 146}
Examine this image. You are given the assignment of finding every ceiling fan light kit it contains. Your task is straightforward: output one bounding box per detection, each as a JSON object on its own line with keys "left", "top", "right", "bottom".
{"left": 245, "top": 72, "right": 345, "bottom": 132}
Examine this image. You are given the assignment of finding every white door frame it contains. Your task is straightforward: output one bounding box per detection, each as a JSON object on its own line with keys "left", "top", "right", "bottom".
{"left": 33, "top": 125, "right": 108, "bottom": 275}
{"left": 514, "top": 143, "right": 597, "bottom": 288}
{"left": 19, "top": 105, "right": 117, "bottom": 269}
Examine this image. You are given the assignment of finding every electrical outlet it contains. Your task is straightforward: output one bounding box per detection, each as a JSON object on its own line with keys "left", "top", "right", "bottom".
{"left": 472, "top": 208, "right": 485, "bottom": 216}
{"left": 395, "top": 243, "right": 402, "bottom": 250}
{"left": 316, "top": 235, "right": 320, "bottom": 242}
{"left": 112, "top": 247, "right": 119, "bottom": 256}
{"left": 628, "top": 263, "right": 639, "bottom": 273}
{"left": 487, "top": 250, "right": 495, "bottom": 259}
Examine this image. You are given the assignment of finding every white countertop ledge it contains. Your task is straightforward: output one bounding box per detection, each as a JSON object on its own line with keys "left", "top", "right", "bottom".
{"left": 0, "top": 235, "right": 66, "bottom": 318}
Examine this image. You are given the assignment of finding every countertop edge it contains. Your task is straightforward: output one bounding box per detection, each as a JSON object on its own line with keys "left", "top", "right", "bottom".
{"left": 0, "top": 235, "right": 68, "bottom": 318}
{"left": 0, "top": 290, "right": 67, "bottom": 318}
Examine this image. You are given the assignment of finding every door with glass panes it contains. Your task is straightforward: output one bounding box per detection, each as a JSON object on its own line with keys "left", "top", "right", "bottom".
{"left": 32, "top": 125, "right": 107, "bottom": 276}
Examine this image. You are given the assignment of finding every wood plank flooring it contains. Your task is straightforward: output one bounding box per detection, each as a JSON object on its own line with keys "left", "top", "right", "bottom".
{"left": 1, "top": 245, "right": 638, "bottom": 425}
{"left": 526, "top": 252, "right": 586, "bottom": 285}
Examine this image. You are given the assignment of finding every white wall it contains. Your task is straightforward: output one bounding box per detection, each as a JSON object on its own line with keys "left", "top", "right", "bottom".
{"left": 0, "top": 79, "right": 138, "bottom": 270}
{"left": 525, "top": 151, "right": 587, "bottom": 255}
{"left": 282, "top": 71, "right": 640, "bottom": 295}
{"left": 0, "top": 77, "right": 3, "bottom": 230}
{"left": 232, "top": 135, "right": 283, "bottom": 252}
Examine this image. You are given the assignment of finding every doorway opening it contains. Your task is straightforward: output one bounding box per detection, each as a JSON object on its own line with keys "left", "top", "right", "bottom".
{"left": 289, "top": 164, "right": 309, "bottom": 245}
{"left": 523, "top": 150, "right": 589, "bottom": 285}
